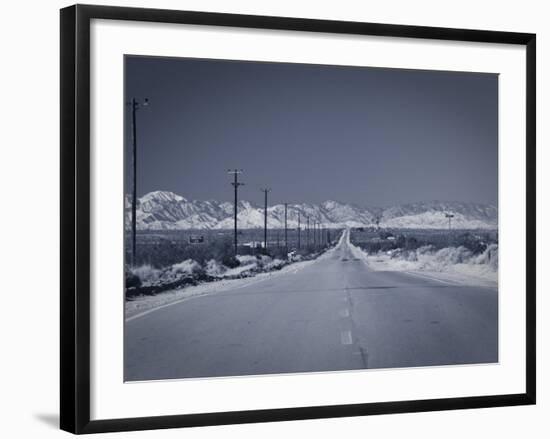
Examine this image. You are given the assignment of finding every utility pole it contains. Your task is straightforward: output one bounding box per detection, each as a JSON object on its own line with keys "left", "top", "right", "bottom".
{"left": 313, "top": 220, "right": 316, "bottom": 247}
{"left": 445, "top": 212, "right": 454, "bottom": 231}
{"left": 284, "top": 203, "right": 288, "bottom": 253}
{"left": 129, "top": 97, "right": 149, "bottom": 266}
{"left": 317, "top": 223, "right": 320, "bottom": 246}
{"left": 318, "top": 222, "right": 321, "bottom": 247}
{"left": 260, "top": 188, "right": 271, "bottom": 250}
{"left": 317, "top": 222, "right": 320, "bottom": 247}
{"left": 228, "top": 169, "right": 244, "bottom": 255}
{"left": 445, "top": 212, "right": 454, "bottom": 246}
{"left": 297, "top": 211, "right": 301, "bottom": 250}
{"left": 306, "top": 216, "right": 310, "bottom": 247}
{"left": 316, "top": 222, "right": 319, "bottom": 247}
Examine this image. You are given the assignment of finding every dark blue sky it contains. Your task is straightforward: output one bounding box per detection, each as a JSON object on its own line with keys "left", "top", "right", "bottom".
{"left": 125, "top": 56, "right": 498, "bottom": 207}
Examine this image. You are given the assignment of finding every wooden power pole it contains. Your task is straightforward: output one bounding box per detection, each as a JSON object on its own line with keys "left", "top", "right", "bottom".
{"left": 228, "top": 169, "right": 244, "bottom": 255}
{"left": 306, "top": 216, "right": 310, "bottom": 247}
{"left": 297, "top": 211, "right": 301, "bottom": 250}
{"left": 261, "top": 188, "right": 271, "bottom": 250}
{"left": 284, "top": 203, "right": 288, "bottom": 253}
{"left": 129, "top": 97, "right": 148, "bottom": 266}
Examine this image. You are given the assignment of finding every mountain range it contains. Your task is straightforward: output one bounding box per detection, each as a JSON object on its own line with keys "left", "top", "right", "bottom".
{"left": 125, "top": 191, "right": 498, "bottom": 230}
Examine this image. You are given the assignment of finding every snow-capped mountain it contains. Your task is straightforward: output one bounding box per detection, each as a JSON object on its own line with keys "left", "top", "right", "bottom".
{"left": 381, "top": 201, "right": 498, "bottom": 230}
{"left": 126, "top": 191, "right": 497, "bottom": 230}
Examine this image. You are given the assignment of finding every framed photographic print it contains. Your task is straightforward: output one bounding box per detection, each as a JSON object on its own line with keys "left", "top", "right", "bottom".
{"left": 60, "top": 4, "right": 536, "bottom": 434}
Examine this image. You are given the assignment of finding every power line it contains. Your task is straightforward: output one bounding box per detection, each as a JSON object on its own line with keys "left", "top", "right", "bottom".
{"left": 228, "top": 169, "right": 244, "bottom": 255}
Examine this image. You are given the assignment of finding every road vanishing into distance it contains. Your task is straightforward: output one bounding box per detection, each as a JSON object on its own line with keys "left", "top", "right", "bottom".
{"left": 125, "top": 230, "right": 498, "bottom": 381}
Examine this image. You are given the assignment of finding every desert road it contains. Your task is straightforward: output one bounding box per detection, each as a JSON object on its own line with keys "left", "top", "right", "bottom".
{"left": 125, "top": 230, "right": 498, "bottom": 381}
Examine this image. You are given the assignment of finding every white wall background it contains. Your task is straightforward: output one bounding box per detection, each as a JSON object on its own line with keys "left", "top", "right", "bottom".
{"left": 0, "top": 0, "right": 546, "bottom": 437}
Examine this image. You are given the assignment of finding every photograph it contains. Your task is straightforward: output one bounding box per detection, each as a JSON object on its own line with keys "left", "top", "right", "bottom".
{"left": 123, "top": 55, "right": 499, "bottom": 382}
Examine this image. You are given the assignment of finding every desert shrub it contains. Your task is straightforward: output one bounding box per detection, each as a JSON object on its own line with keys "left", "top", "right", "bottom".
{"left": 357, "top": 240, "right": 397, "bottom": 254}
{"left": 263, "top": 257, "right": 286, "bottom": 270}
{"left": 129, "top": 235, "right": 237, "bottom": 268}
{"left": 125, "top": 229, "right": 339, "bottom": 298}
{"left": 222, "top": 254, "right": 240, "bottom": 268}
{"left": 351, "top": 228, "right": 497, "bottom": 257}
{"left": 267, "top": 246, "right": 289, "bottom": 260}
{"left": 162, "top": 259, "right": 202, "bottom": 281}
{"left": 125, "top": 270, "right": 141, "bottom": 289}
{"left": 471, "top": 244, "right": 498, "bottom": 270}
{"left": 205, "top": 259, "right": 225, "bottom": 276}
{"left": 453, "top": 233, "right": 488, "bottom": 254}
{"left": 130, "top": 264, "right": 161, "bottom": 284}
{"left": 431, "top": 246, "right": 473, "bottom": 265}
{"left": 365, "top": 241, "right": 382, "bottom": 253}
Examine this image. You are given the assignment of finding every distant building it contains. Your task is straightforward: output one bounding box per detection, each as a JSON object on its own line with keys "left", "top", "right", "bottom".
{"left": 188, "top": 235, "right": 205, "bottom": 244}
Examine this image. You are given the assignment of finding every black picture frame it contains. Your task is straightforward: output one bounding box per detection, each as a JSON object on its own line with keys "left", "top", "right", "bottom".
{"left": 60, "top": 4, "right": 536, "bottom": 434}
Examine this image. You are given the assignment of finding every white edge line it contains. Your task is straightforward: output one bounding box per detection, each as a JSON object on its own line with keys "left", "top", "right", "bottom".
{"left": 126, "top": 271, "right": 285, "bottom": 323}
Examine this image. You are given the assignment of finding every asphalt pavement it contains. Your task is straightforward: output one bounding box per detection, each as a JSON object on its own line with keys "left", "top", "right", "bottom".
{"left": 125, "top": 230, "right": 498, "bottom": 381}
